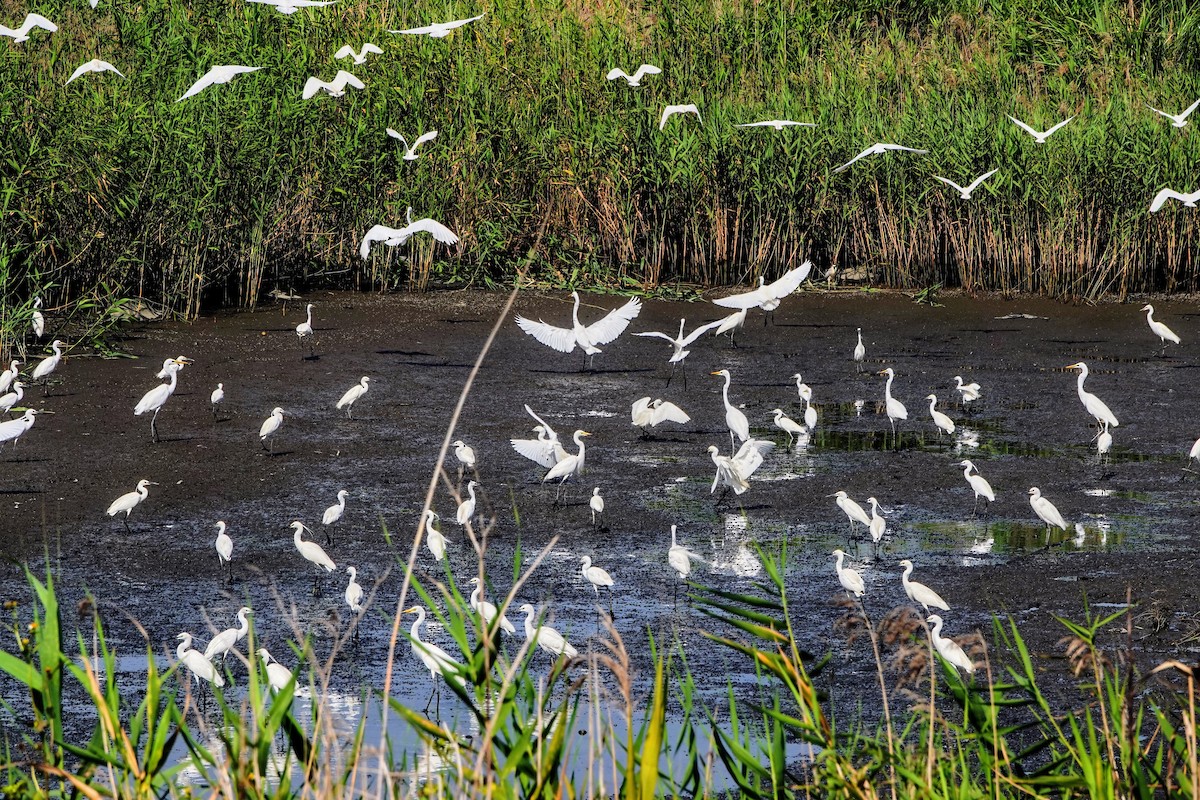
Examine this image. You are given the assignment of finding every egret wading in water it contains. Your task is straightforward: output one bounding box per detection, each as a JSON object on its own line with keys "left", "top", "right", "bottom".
{"left": 1141, "top": 304, "right": 1180, "bottom": 356}
{"left": 543, "top": 431, "right": 590, "bottom": 504}
{"left": 953, "top": 376, "right": 981, "bottom": 410}
{"left": 259, "top": 407, "right": 285, "bottom": 451}
{"left": 898, "top": 560, "right": 949, "bottom": 612}
{"left": 589, "top": 487, "right": 604, "bottom": 528}
{"left": 468, "top": 577, "right": 515, "bottom": 634}
{"left": 291, "top": 520, "right": 336, "bottom": 594}
{"left": 926, "top": 395, "right": 955, "bottom": 436}
{"left": 830, "top": 491, "right": 872, "bottom": 538}
{"left": 1064, "top": 362, "right": 1119, "bottom": 431}
{"left": 770, "top": 408, "right": 805, "bottom": 451}
{"left": 344, "top": 567, "right": 364, "bottom": 625}
{"left": 831, "top": 549, "right": 865, "bottom": 598}
{"left": 668, "top": 525, "right": 704, "bottom": 607}
{"left": 423, "top": 509, "right": 448, "bottom": 561}
{"left": 711, "top": 369, "right": 750, "bottom": 451}
{"left": 452, "top": 440, "right": 477, "bottom": 475}
{"left": 210, "top": 383, "right": 224, "bottom": 419}
{"left": 853, "top": 328, "right": 865, "bottom": 372}
{"left": 958, "top": 460, "right": 995, "bottom": 515}
{"left": 579, "top": 556, "right": 615, "bottom": 616}
{"left": 1028, "top": 487, "right": 1068, "bottom": 534}
{"left": 926, "top": 615, "right": 974, "bottom": 674}
{"left": 455, "top": 480, "right": 479, "bottom": 527}
{"left": 867, "top": 497, "right": 886, "bottom": 546}
{"left": 258, "top": 649, "right": 295, "bottom": 694}
{"left": 321, "top": 489, "right": 349, "bottom": 546}
{"left": 204, "top": 607, "right": 251, "bottom": 662}
{"left": 1097, "top": 421, "right": 1113, "bottom": 462}
{"left": 214, "top": 521, "right": 233, "bottom": 581}
{"left": 134, "top": 356, "right": 191, "bottom": 443}
{"left": 295, "top": 304, "right": 315, "bottom": 356}
{"left": 518, "top": 603, "right": 578, "bottom": 663}
{"left": 31, "top": 339, "right": 64, "bottom": 395}
{"left": 175, "top": 633, "right": 224, "bottom": 689}
{"left": 336, "top": 376, "right": 369, "bottom": 418}
{"left": 514, "top": 291, "right": 642, "bottom": 371}
{"left": 106, "top": 479, "right": 157, "bottom": 531}
{"left": 402, "top": 606, "right": 463, "bottom": 714}
{"left": 878, "top": 368, "right": 909, "bottom": 440}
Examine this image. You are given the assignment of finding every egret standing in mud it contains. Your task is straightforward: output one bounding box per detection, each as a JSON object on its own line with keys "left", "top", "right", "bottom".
{"left": 926, "top": 615, "right": 974, "bottom": 674}
{"left": 295, "top": 303, "right": 315, "bottom": 356}
{"left": 322, "top": 489, "right": 349, "bottom": 545}
{"left": 1028, "top": 487, "right": 1068, "bottom": 534}
{"left": 455, "top": 480, "right": 479, "bottom": 526}
{"left": 898, "top": 560, "right": 949, "bottom": 612}
{"left": 853, "top": 328, "right": 865, "bottom": 371}
{"left": 711, "top": 370, "right": 750, "bottom": 451}
{"left": 518, "top": 603, "right": 578, "bottom": 662}
{"left": 832, "top": 549, "right": 865, "bottom": 598}
{"left": 210, "top": 383, "right": 224, "bottom": 419}
{"left": 423, "top": 509, "right": 448, "bottom": 561}
{"left": 31, "top": 339, "right": 64, "bottom": 394}
{"left": 204, "top": 607, "right": 251, "bottom": 662}
{"left": 1065, "top": 362, "right": 1119, "bottom": 431}
{"left": 589, "top": 487, "right": 604, "bottom": 528}
{"left": 106, "top": 479, "right": 157, "bottom": 531}
{"left": 452, "top": 440, "right": 477, "bottom": 475}
{"left": 291, "top": 520, "right": 336, "bottom": 593}
{"left": 134, "top": 356, "right": 190, "bottom": 443}
{"left": 543, "top": 431, "right": 590, "bottom": 503}
{"left": 336, "top": 376, "right": 369, "bottom": 418}
{"left": 878, "top": 367, "right": 908, "bottom": 439}
{"left": 214, "top": 521, "right": 233, "bottom": 580}
{"left": 958, "top": 460, "right": 995, "bottom": 515}
{"left": 1141, "top": 304, "right": 1180, "bottom": 356}
{"left": 259, "top": 407, "right": 285, "bottom": 451}
{"left": 668, "top": 525, "right": 704, "bottom": 606}
{"left": 580, "top": 556, "right": 615, "bottom": 614}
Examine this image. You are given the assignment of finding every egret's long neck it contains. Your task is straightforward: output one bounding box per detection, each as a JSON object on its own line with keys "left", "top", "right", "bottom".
{"left": 671, "top": 526, "right": 677, "bottom": 547}
{"left": 930, "top": 618, "right": 943, "bottom": 640}
{"left": 835, "top": 552, "right": 844, "bottom": 571}
{"left": 177, "top": 637, "right": 190, "bottom": 658}
{"left": 523, "top": 609, "right": 535, "bottom": 638}
{"left": 237, "top": 612, "right": 249, "bottom": 634}
{"left": 902, "top": 563, "right": 912, "bottom": 582}
{"left": 571, "top": 294, "right": 581, "bottom": 327}
{"left": 51, "top": 342, "right": 61, "bottom": 356}
{"left": 677, "top": 319, "right": 685, "bottom": 339}
{"left": 928, "top": 397, "right": 936, "bottom": 413}
{"left": 470, "top": 586, "right": 481, "bottom": 606}
{"left": 575, "top": 434, "right": 586, "bottom": 457}
{"left": 410, "top": 610, "right": 424, "bottom": 641}
{"left": 305, "top": 307, "right": 313, "bottom": 325}
{"left": 722, "top": 375, "right": 732, "bottom": 404}
{"left": 167, "top": 369, "right": 178, "bottom": 391}
{"left": 1076, "top": 369, "right": 1087, "bottom": 397}
{"left": 294, "top": 528, "right": 304, "bottom": 547}
{"left": 467, "top": 484, "right": 476, "bottom": 502}
{"left": 885, "top": 373, "right": 894, "bottom": 398}
{"left": 138, "top": 485, "right": 149, "bottom": 500}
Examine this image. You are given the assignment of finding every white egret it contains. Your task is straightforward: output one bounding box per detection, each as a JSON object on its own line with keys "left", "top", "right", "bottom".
{"left": 631, "top": 397, "right": 690, "bottom": 434}
{"left": 259, "top": 407, "right": 285, "bottom": 451}
{"left": 708, "top": 439, "right": 774, "bottom": 497}
{"left": 878, "top": 367, "right": 909, "bottom": 436}
{"left": 867, "top": 497, "right": 886, "bottom": 544}
{"left": 0, "top": 360, "right": 19, "bottom": 394}
{"left": 336, "top": 376, "right": 369, "bottom": 418}
{"left": 711, "top": 369, "right": 750, "bottom": 450}
{"left": 423, "top": 510, "right": 447, "bottom": 561}
{"left": 1146, "top": 98, "right": 1200, "bottom": 128}
{"left": 514, "top": 291, "right": 642, "bottom": 369}
{"left": 134, "top": 356, "right": 189, "bottom": 443}
{"left": 175, "top": 633, "right": 224, "bottom": 687}
{"left": 579, "top": 556, "right": 614, "bottom": 597}
{"left": 452, "top": 440, "right": 477, "bottom": 472}
{"left": 790, "top": 373, "right": 813, "bottom": 403}
{"left": 1007, "top": 114, "right": 1074, "bottom": 143}
{"left": 0, "top": 382, "right": 25, "bottom": 413}
{"left": 257, "top": 649, "right": 294, "bottom": 693}
{"left": 659, "top": 104, "right": 701, "bottom": 130}
{"left": 633, "top": 317, "right": 723, "bottom": 387}
{"left": 713, "top": 263, "right": 811, "bottom": 324}
{"left": 66, "top": 58, "right": 124, "bottom": 84}
{"left": 1149, "top": 188, "right": 1200, "bottom": 212}
{"left": 853, "top": 328, "right": 865, "bottom": 371}
{"left": 335, "top": 42, "right": 383, "bottom": 64}
{"left": 106, "top": 479, "right": 156, "bottom": 530}
{"left": 291, "top": 521, "right": 336, "bottom": 591}
{"left": 468, "top": 577, "right": 515, "bottom": 633}
{"left": 605, "top": 64, "right": 660, "bottom": 86}
{"left": 953, "top": 376, "right": 981, "bottom": 407}
{"left": 833, "top": 143, "right": 929, "bottom": 173}
{"left": 386, "top": 128, "right": 438, "bottom": 160}
{"left": 770, "top": 408, "right": 805, "bottom": 450}
{"left": 1028, "top": 487, "right": 1068, "bottom": 532}
{"left": 1141, "top": 304, "right": 1180, "bottom": 355}
{"left": 455, "top": 480, "right": 480, "bottom": 527}
{"left": 177, "top": 65, "right": 261, "bottom": 102}
{"left": 1065, "top": 362, "right": 1119, "bottom": 429}
{"left": 210, "top": 383, "right": 224, "bottom": 419}
{"left": 510, "top": 404, "right": 567, "bottom": 467}
{"left": 589, "top": 487, "right": 604, "bottom": 527}
{"left": 668, "top": 525, "right": 704, "bottom": 605}
{"left": 1097, "top": 421, "right": 1112, "bottom": 460}
{"left": 31, "top": 339, "right": 64, "bottom": 393}
{"left": 302, "top": 69, "right": 364, "bottom": 99}
{"left": 932, "top": 169, "right": 999, "bottom": 199}
{"left": 389, "top": 13, "right": 485, "bottom": 38}
{"left": 344, "top": 566, "right": 364, "bottom": 614}
{"left": 322, "top": 489, "right": 349, "bottom": 545}
{"left": 898, "top": 560, "right": 949, "bottom": 612}
{"left": 712, "top": 307, "right": 747, "bottom": 345}
{"left": 803, "top": 397, "right": 818, "bottom": 431}
{"left": 214, "top": 520, "right": 233, "bottom": 577}
{"left": 360, "top": 208, "right": 459, "bottom": 259}
{"left": 0, "top": 13, "right": 56, "bottom": 42}
{"left": 204, "top": 607, "right": 251, "bottom": 661}
{"left": 830, "top": 490, "right": 871, "bottom": 534}
{"left": 518, "top": 603, "right": 578, "bottom": 660}
{"left": 735, "top": 119, "right": 816, "bottom": 130}
{"left": 295, "top": 303, "right": 314, "bottom": 355}
{"left": 1190, "top": 436, "right": 1200, "bottom": 467}
{"left": 248, "top": 0, "right": 337, "bottom": 12}
{"left": 543, "top": 431, "right": 590, "bottom": 501}
{"left": 30, "top": 297, "right": 43, "bottom": 337}
{"left": 0, "top": 408, "right": 37, "bottom": 448}
{"left": 926, "top": 615, "right": 974, "bottom": 674}
{"left": 958, "top": 460, "right": 995, "bottom": 514}
{"left": 831, "top": 549, "right": 865, "bottom": 598}
{"left": 402, "top": 606, "right": 464, "bottom": 712}
{"left": 926, "top": 395, "right": 955, "bottom": 436}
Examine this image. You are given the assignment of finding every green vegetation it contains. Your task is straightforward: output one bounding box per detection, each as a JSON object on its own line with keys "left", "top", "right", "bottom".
{"left": 2, "top": 0, "right": 1199, "bottom": 316}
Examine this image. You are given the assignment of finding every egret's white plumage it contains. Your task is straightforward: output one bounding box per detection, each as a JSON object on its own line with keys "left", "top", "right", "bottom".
{"left": 831, "top": 490, "right": 871, "bottom": 532}
{"left": 791, "top": 373, "right": 813, "bottom": 403}
{"left": 66, "top": 58, "right": 124, "bottom": 84}
{"left": 452, "top": 440, "right": 477, "bottom": 470}
{"left": 927, "top": 615, "right": 974, "bottom": 674}
{"left": 515, "top": 291, "right": 642, "bottom": 360}
{"left": 403, "top": 606, "right": 463, "bottom": 688}
{"left": 0, "top": 360, "right": 20, "bottom": 395}
{"left": 259, "top": 407, "right": 285, "bottom": 449}
{"left": 1097, "top": 421, "right": 1112, "bottom": 458}
{"left": 606, "top": 64, "right": 661, "bottom": 86}
{"left": 335, "top": 42, "right": 383, "bottom": 64}
{"left": 708, "top": 439, "right": 774, "bottom": 495}
{"left": 204, "top": 607, "right": 251, "bottom": 660}
{"left": 659, "top": 104, "right": 701, "bottom": 130}
{"left": 468, "top": 578, "right": 515, "bottom": 633}
{"left": 933, "top": 169, "right": 999, "bottom": 199}
{"left": 106, "top": 479, "right": 155, "bottom": 519}
{"left": 1149, "top": 188, "right": 1200, "bottom": 212}
{"left": 579, "top": 556, "right": 614, "bottom": 595}
{"left": 389, "top": 13, "right": 485, "bottom": 38}
{"left": 360, "top": 208, "right": 459, "bottom": 259}
{"left": 249, "top": 0, "right": 337, "bottom": 12}
{"left": 668, "top": 525, "right": 703, "bottom": 581}
{"left": 344, "top": 566, "right": 364, "bottom": 614}
{"left": 1190, "top": 436, "right": 1200, "bottom": 465}
{"left": 455, "top": 480, "right": 479, "bottom": 526}
{"left": 518, "top": 603, "right": 578, "bottom": 659}
{"left": 853, "top": 328, "right": 865, "bottom": 369}
{"left": 634, "top": 317, "right": 723, "bottom": 364}
{"left": 1065, "top": 362, "right": 1119, "bottom": 428}
{"left": 295, "top": 303, "right": 314, "bottom": 342}
{"left": 589, "top": 487, "right": 604, "bottom": 526}
{"left": 867, "top": 497, "right": 886, "bottom": 543}
{"left": 292, "top": 521, "right": 336, "bottom": 572}
{"left": 1141, "top": 304, "right": 1180, "bottom": 350}
{"left": 214, "top": 520, "right": 233, "bottom": 567}
{"left": 713, "top": 307, "right": 747, "bottom": 344}
{"left": 323, "top": 489, "right": 349, "bottom": 526}
{"left": 542, "top": 431, "right": 590, "bottom": 491}
{"left": 0, "top": 382, "right": 24, "bottom": 413}
{"left": 833, "top": 143, "right": 929, "bottom": 173}
{"left": 832, "top": 549, "right": 865, "bottom": 597}
{"left": 735, "top": 119, "right": 815, "bottom": 130}
{"left": 954, "top": 376, "right": 981, "bottom": 405}
{"left": 0, "top": 409, "right": 37, "bottom": 446}
{"left": 631, "top": 397, "right": 690, "bottom": 430}
{"left": 1007, "top": 114, "right": 1074, "bottom": 143}
{"left": 878, "top": 368, "right": 908, "bottom": 435}
{"left": 713, "top": 263, "right": 811, "bottom": 312}
{"left": 177, "top": 65, "right": 261, "bottom": 102}
{"left": 711, "top": 369, "right": 750, "bottom": 450}
{"left": 210, "top": 383, "right": 224, "bottom": 417}
{"left": 257, "top": 649, "right": 294, "bottom": 693}
{"left": 0, "top": 13, "right": 56, "bottom": 43}
{"left": 510, "top": 404, "right": 568, "bottom": 468}
{"left": 926, "top": 394, "right": 955, "bottom": 435}
{"left": 803, "top": 397, "right": 818, "bottom": 430}
{"left": 899, "top": 560, "right": 949, "bottom": 612}
{"left": 1146, "top": 98, "right": 1200, "bottom": 128}
{"left": 1028, "top": 487, "right": 1068, "bottom": 531}
{"left": 423, "top": 510, "right": 447, "bottom": 561}
{"left": 958, "top": 460, "right": 995, "bottom": 512}
{"left": 176, "top": 633, "right": 224, "bottom": 686}
{"left": 336, "top": 376, "right": 369, "bottom": 418}
{"left": 135, "top": 357, "right": 189, "bottom": 441}
{"left": 302, "top": 69, "right": 364, "bottom": 99}
{"left": 770, "top": 408, "right": 805, "bottom": 450}
{"left": 385, "top": 128, "right": 438, "bottom": 160}
{"left": 31, "top": 339, "right": 64, "bottom": 383}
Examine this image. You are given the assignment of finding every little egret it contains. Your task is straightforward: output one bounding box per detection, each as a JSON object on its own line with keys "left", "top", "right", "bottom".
{"left": 1149, "top": 188, "right": 1200, "bottom": 212}
{"left": 712, "top": 307, "right": 747, "bottom": 345}
{"left": 1147, "top": 98, "right": 1200, "bottom": 128}
{"left": 468, "top": 577, "right": 515, "bottom": 633}
{"left": 659, "top": 104, "right": 701, "bottom": 130}
{"left": 543, "top": 431, "right": 590, "bottom": 502}
{"left": 606, "top": 64, "right": 661, "bottom": 86}
{"left": 830, "top": 490, "right": 872, "bottom": 534}
{"left": 953, "top": 376, "right": 981, "bottom": 407}
{"left": 1189, "top": 436, "right": 1200, "bottom": 467}
{"left": 389, "top": 13, "right": 485, "bottom": 38}
{"left": 634, "top": 318, "right": 724, "bottom": 387}
{"left": 711, "top": 369, "right": 750, "bottom": 450}
{"left": 803, "top": 398, "right": 818, "bottom": 431}
{"left": 926, "top": 615, "right": 974, "bottom": 674}
{"left": 833, "top": 143, "right": 928, "bottom": 173}
{"left": 580, "top": 556, "right": 615, "bottom": 597}
{"left": 735, "top": 119, "right": 816, "bottom": 130}
{"left": 175, "top": 633, "right": 224, "bottom": 687}
{"left": 423, "top": 510, "right": 447, "bottom": 561}
{"left": 1097, "top": 421, "right": 1112, "bottom": 460}
{"left": 336, "top": 376, "right": 369, "bottom": 418}
{"left": 668, "top": 525, "right": 704, "bottom": 606}
{"left": 713, "top": 263, "right": 811, "bottom": 324}
{"left": 958, "top": 460, "right": 995, "bottom": 514}
{"left": 66, "top": 58, "right": 124, "bottom": 84}
{"left": 832, "top": 549, "right": 865, "bottom": 598}
{"left": 30, "top": 297, "right": 44, "bottom": 336}
{"left": 386, "top": 128, "right": 438, "bottom": 160}
{"left": 291, "top": 521, "right": 336, "bottom": 592}
{"left": 770, "top": 408, "right": 805, "bottom": 450}
{"left": 334, "top": 42, "right": 383, "bottom": 64}
{"left": 631, "top": 397, "right": 690, "bottom": 434}
{"left": 514, "top": 291, "right": 641, "bottom": 370}
{"left": 0, "top": 360, "right": 19, "bottom": 394}
{"left": 295, "top": 304, "right": 314, "bottom": 355}
{"left": 455, "top": 480, "right": 479, "bottom": 526}
{"left": 518, "top": 603, "right": 578, "bottom": 660}
{"left": 0, "top": 12, "right": 56, "bottom": 42}
{"left": 214, "top": 521, "right": 233, "bottom": 579}
{"left": 402, "top": 606, "right": 464, "bottom": 713}
{"left": 248, "top": 0, "right": 338, "bottom": 13}
{"left": 708, "top": 439, "right": 774, "bottom": 497}
{"left": 204, "top": 607, "right": 251, "bottom": 661}
{"left": 510, "top": 404, "right": 567, "bottom": 467}
{"left": 177, "top": 65, "right": 261, "bottom": 102}
{"left": 867, "top": 497, "right": 886, "bottom": 544}
{"left": 932, "top": 169, "right": 999, "bottom": 199}
{"left": 0, "top": 408, "right": 37, "bottom": 448}
{"left": 259, "top": 407, "right": 285, "bottom": 451}
{"left": 1141, "top": 304, "right": 1180, "bottom": 355}
{"left": 926, "top": 395, "right": 955, "bottom": 436}
{"left": 791, "top": 373, "right": 813, "bottom": 403}
{"left": 106, "top": 479, "right": 156, "bottom": 530}
{"left": 302, "top": 69, "right": 364, "bottom": 100}
{"left": 135, "top": 357, "right": 189, "bottom": 442}
{"left": 257, "top": 649, "right": 294, "bottom": 693}
{"left": 344, "top": 566, "right": 364, "bottom": 614}
{"left": 1065, "top": 362, "right": 1119, "bottom": 429}
{"left": 322, "top": 489, "right": 349, "bottom": 545}
{"left": 0, "top": 382, "right": 24, "bottom": 413}
{"left": 853, "top": 328, "right": 865, "bottom": 371}
{"left": 1007, "top": 114, "right": 1074, "bottom": 143}
{"left": 589, "top": 487, "right": 604, "bottom": 527}
{"left": 31, "top": 339, "right": 64, "bottom": 394}
{"left": 360, "top": 208, "right": 459, "bottom": 259}
{"left": 210, "top": 383, "right": 224, "bottom": 419}
{"left": 1028, "top": 487, "right": 1068, "bottom": 533}
{"left": 452, "top": 440, "right": 477, "bottom": 473}
{"left": 898, "top": 560, "right": 949, "bottom": 612}
{"left": 878, "top": 368, "right": 909, "bottom": 436}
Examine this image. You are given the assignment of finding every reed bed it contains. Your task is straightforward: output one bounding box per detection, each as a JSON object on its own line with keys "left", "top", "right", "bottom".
{"left": 1, "top": 0, "right": 1199, "bottom": 316}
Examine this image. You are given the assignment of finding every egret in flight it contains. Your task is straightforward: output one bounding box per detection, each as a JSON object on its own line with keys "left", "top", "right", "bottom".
{"left": 335, "top": 43, "right": 383, "bottom": 64}
{"left": 31, "top": 339, "right": 65, "bottom": 394}
{"left": 336, "top": 376, "right": 369, "bottom": 418}
{"left": 386, "top": 128, "right": 438, "bottom": 160}
{"left": 708, "top": 439, "right": 774, "bottom": 498}
{"left": 66, "top": 58, "right": 124, "bottom": 84}
{"left": 878, "top": 367, "right": 909, "bottom": 437}
{"left": 302, "top": 69, "right": 364, "bottom": 99}
{"left": 106, "top": 479, "right": 156, "bottom": 530}
{"left": 1065, "top": 362, "right": 1119, "bottom": 429}
{"left": 403, "top": 606, "right": 463, "bottom": 713}
{"left": 713, "top": 262, "right": 811, "bottom": 325}
{"left": 711, "top": 369, "right": 750, "bottom": 450}
{"left": 606, "top": 64, "right": 660, "bottom": 86}
{"left": 248, "top": 0, "right": 338, "bottom": 12}
{"left": 735, "top": 119, "right": 815, "bottom": 130}
{"left": 631, "top": 397, "right": 690, "bottom": 435}
{"left": 389, "top": 13, "right": 485, "bottom": 38}
{"left": 360, "top": 209, "right": 459, "bottom": 259}
{"left": 1028, "top": 487, "right": 1068, "bottom": 533}
{"left": 958, "top": 460, "right": 995, "bottom": 514}
{"left": 898, "top": 560, "right": 949, "bottom": 612}
{"left": 259, "top": 407, "right": 285, "bottom": 451}
{"left": 518, "top": 603, "right": 578, "bottom": 661}
{"left": 1141, "top": 304, "right": 1180, "bottom": 355}
{"left": 514, "top": 291, "right": 642, "bottom": 370}
{"left": 633, "top": 317, "right": 723, "bottom": 387}
{"left": 833, "top": 143, "right": 928, "bottom": 173}
{"left": 204, "top": 607, "right": 251, "bottom": 661}
{"left": 177, "top": 65, "right": 261, "bottom": 102}
{"left": 659, "top": 104, "right": 701, "bottom": 130}
{"left": 831, "top": 549, "right": 865, "bottom": 598}
{"left": 933, "top": 169, "right": 999, "bottom": 200}
{"left": 1149, "top": 188, "right": 1200, "bottom": 212}
{"left": 926, "top": 615, "right": 974, "bottom": 674}
{"left": 1146, "top": 98, "right": 1200, "bottom": 128}
{"left": 1007, "top": 114, "right": 1074, "bottom": 143}
{"left": 0, "top": 12, "right": 56, "bottom": 42}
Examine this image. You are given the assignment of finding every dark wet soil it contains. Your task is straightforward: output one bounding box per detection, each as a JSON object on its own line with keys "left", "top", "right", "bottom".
{"left": 4, "top": 288, "right": 1200, "bottom": 742}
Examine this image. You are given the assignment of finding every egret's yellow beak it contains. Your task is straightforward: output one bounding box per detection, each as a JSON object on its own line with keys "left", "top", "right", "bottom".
{"left": 710, "top": 371, "right": 721, "bottom": 376}
{"left": 402, "top": 606, "right": 419, "bottom": 614}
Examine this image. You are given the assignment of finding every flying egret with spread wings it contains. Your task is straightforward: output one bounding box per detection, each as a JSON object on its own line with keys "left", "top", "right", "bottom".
{"left": 335, "top": 43, "right": 382, "bottom": 64}
{"left": 386, "top": 128, "right": 438, "bottom": 160}
{"left": 606, "top": 64, "right": 660, "bottom": 86}
{"left": 1007, "top": 114, "right": 1074, "bottom": 143}
{"left": 1146, "top": 98, "right": 1200, "bottom": 128}
{"left": 66, "top": 59, "right": 124, "bottom": 84}
{"left": 514, "top": 291, "right": 641, "bottom": 369}
{"left": 360, "top": 207, "right": 458, "bottom": 259}
{"left": 1149, "top": 188, "right": 1200, "bottom": 212}
{"left": 302, "top": 69, "right": 363, "bottom": 99}
{"left": 833, "top": 143, "right": 928, "bottom": 173}
{"left": 708, "top": 439, "right": 774, "bottom": 497}
{"left": 249, "top": 0, "right": 337, "bottom": 12}
{"left": 634, "top": 317, "right": 723, "bottom": 386}
{"left": 660, "top": 104, "right": 701, "bottom": 130}
{"left": 389, "top": 13, "right": 485, "bottom": 37}
{"left": 178, "top": 65, "right": 261, "bottom": 102}
{"left": 0, "top": 13, "right": 56, "bottom": 42}
{"left": 631, "top": 397, "right": 690, "bottom": 434}
{"left": 933, "top": 169, "right": 999, "bottom": 199}
{"left": 713, "top": 262, "right": 811, "bottom": 324}
{"left": 734, "top": 119, "right": 815, "bottom": 130}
